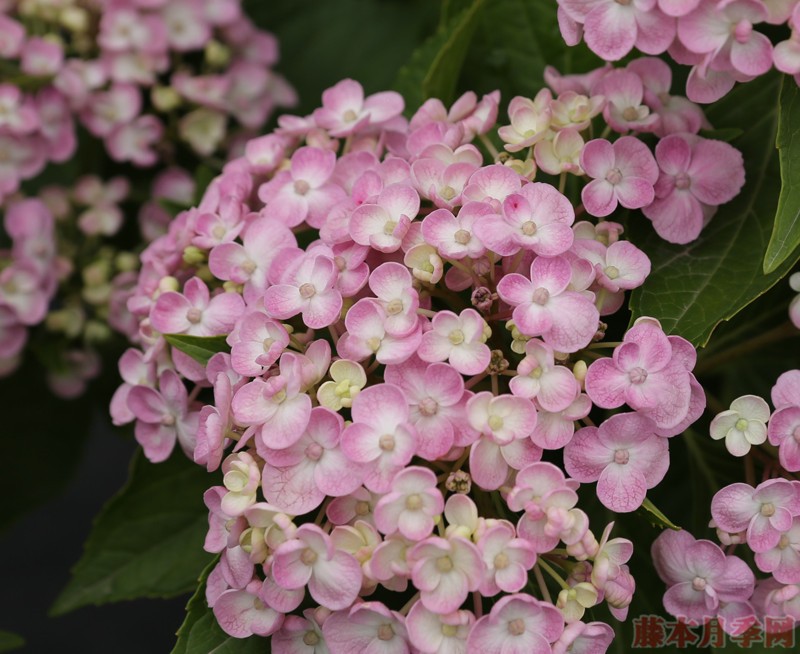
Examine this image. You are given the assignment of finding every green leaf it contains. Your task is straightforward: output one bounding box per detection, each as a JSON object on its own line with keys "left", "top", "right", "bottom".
{"left": 171, "top": 559, "right": 263, "bottom": 654}
{"left": 0, "top": 631, "right": 24, "bottom": 653}
{"left": 764, "top": 75, "right": 800, "bottom": 273}
{"left": 164, "top": 334, "right": 230, "bottom": 365}
{"left": 395, "top": 0, "right": 487, "bottom": 108}
{"left": 51, "top": 449, "right": 213, "bottom": 615}
{"left": 638, "top": 497, "right": 681, "bottom": 531}
{"left": 699, "top": 127, "right": 744, "bottom": 143}
{"left": 458, "top": 0, "right": 600, "bottom": 101}
{"left": 629, "top": 73, "right": 800, "bottom": 347}
{"left": 245, "top": 0, "right": 438, "bottom": 116}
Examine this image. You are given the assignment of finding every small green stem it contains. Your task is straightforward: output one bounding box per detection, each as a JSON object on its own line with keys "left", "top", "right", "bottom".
{"left": 537, "top": 558, "right": 570, "bottom": 590}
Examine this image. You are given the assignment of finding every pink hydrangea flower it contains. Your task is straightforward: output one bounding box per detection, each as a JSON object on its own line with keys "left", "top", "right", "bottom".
{"left": 496, "top": 255, "right": 600, "bottom": 353}
{"left": 473, "top": 182, "right": 575, "bottom": 257}
{"left": 340, "top": 383, "right": 418, "bottom": 493}
{"left": 406, "top": 602, "right": 474, "bottom": 653}
{"left": 418, "top": 308, "right": 491, "bottom": 375}
{"left": 213, "top": 579, "right": 284, "bottom": 638}
{"left": 643, "top": 133, "right": 745, "bottom": 244}
{"left": 711, "top": 480, "right": 800, "bottom": 553}
{"left": 564, "top": 412, "right": 669, "bottom": 512}
{"left": 374, "top": 466, "right": 444, "bottom": 541}
{"left": 337, "top": 298, "right": 422, "bottom": 365}
{"left": 313, "top": 78, "right": 404, "bottom": 137}
{"left": 510, "top": 339, "right": 580, "bottom": 412}
{"left": 150, "top": 276, "right": 244, "bottom": 336}
{"left": 322, "top": 602, "right": 408, "bottom": 654}
{"left": 580, "top": 136, "right": 658, "bottom": 217}
{"left": 422, "top": 201, "right": 492, "bottom": 260}
{"left": 652, "top": 529, "right": 755, "bottom": 624}
{"left": 467, "top": 593, "right": 564, "bottom": 654}
{"left": 350, "top": 183, "right": 420, "bottom": 253}
{"left": 272, "top": 523, "right": 362, "bottom": 611}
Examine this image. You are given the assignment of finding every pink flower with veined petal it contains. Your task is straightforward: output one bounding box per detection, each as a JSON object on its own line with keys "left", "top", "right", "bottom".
{"left": 127, "top": 369, "right": 199, "bottom": 462}
{"left": 258, "top": 146, "right": 346, "bottom": 228}
{"left": 468, "top": 593, "right": 564, "bottom": 654}
{"left": 510, "top": 339, "right": 580, "bottom": 412}
{"left": 408, "top": 536, "right": 484, "bottom": 614}
{"left": 462, "top": 165, "right": 523, "bottom": 211}
{"left": 337, "top": 299, "right": 422, "bottom": 365}
{"left": 374, "top": 466, "right": 444, "bottom": 542}
{"left": 349, "top": 183, "right": 420, "bottom": 253}
{"left": 150, "top": 276, "right": 244, "bottom": 336}
{"left": 570, "top": 239, "right": 652, "bottom": 293}
{"left": 209, "top": 217, "right": 297, "bottom": 303}
{"left": 711, "top": 479, "right": 800, "bottom": 553}
{"left": 422, "top": 201, "right": 492, "bottom": 260}
{"left": 532, "top": 393, "right": 592, "bottom": 450}
{"left": 652, "top": 529, "right": 755, "bottom": 624}
{"left": 564, "top": 412, "right": 669, "bottom": 512}
{"left": 768, "top": 405, "right": 800, "bottom": 472}
{"left": 558, "top": 0, "right": 675, "bottom": 61}
{"left": 584, "top": 319, "right": 693, "bottom": 430}
{"left": 231, "top": 353, "right": 312, "bottom": 452}
{"left": 384, "top": 356, "right": 472, "bottom": 459}
{"left": 406, "top": 602, "right": 474, "bottom": 653}
{"left": 272, "top": 523, "right": 362, "bottom": 611}
{"left": 473, "top": 182, "right": 575, "bottom": 257}
{"left": 598, "top": 70, "right": 659, "bottom": 133}
{"left": 340, "top": 384, "right": 418, "bottom": 492}
{"left": 367, "top": 262, "right": 420, "bottom": 337}
{"left": 498, "top": 91, "right": 552, "bottom": 152}
{"left": 418, "top": 308, "right": 491, "bottom": 375}
{"left": 507, "top": 462, "right": 580, "bottom": 552}
{"left": 496, "top": 255, "right": 599, "bottom": 353}
{"left": 264, "top": 253, "right": 342, "bottom": 329}
{"left": 323, "top": 602, "right": 408, "bottom": 654}
{"left": 313, "top": 78, "right": 404, "bottom": 137}
{"left": 477, "top": 521, "right": 537, "bottom": 596}
{"left": 553, "top": 621, "right": 614, "bottom": 654}
{"left": 261, "top": 407, "right": 365, "bottom": 515}
{"left": 580, "top": 137, "right": 658, "bottom": 217}
{"left": 755, "top": 517, "right": 800, "bottom": 584}
{"left": 229, "top": 313, "right": 290, "bottom": 377}
{"left": 643, "top": 133, "right": 745, "bottom": 244}
{"left": 678, "top": 0, "right": 773, "bottom": 79}
{"left": 213, "top": 579, "right": 284, "bottom": 638}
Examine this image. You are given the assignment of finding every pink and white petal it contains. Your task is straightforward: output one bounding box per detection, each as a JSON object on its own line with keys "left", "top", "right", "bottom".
{"left": 292, "top": 146, "right": 336, "bottom": 188}
{"left": 303, "top": 291, "right": 343, "bottom": 329}
{"left": 584, "top": 3, "right": 637, "bottom": 61}
{"left": 309, "top": 551, "right": 363, "bottom": 610}
{"left": 544, "top": 292, "right": 599, "bottom": 353}
{"left": 581, "top": 179, "right": 618, "bottom": 218}
{"left": 135, "top": 421, "right": 176, "bottom": 463}
{"left": 262, "top": 461, "right": 324, "bottom": 516}
{"left": 597, "top": 464, "right": 647, "bottom": 512}
{"left": 730, "top": 32, "right": 774, "bottom": 77}
{"left": 264, "top": 284, "right": 304, "bottom": 320}
{"left": 470, "top": 439, "right": 510, "bottom": 491}
{"left": 614, "top": 176, "right": 655, "bottom": 210}
{"left": 563, "top": 427, "right": 611, "bottom": 482}
{"left": 449, "top": 342, "right": 491, "bottom": 376}
{"left": 642, "top": 190, "right": 704, "bottom": 245}
{"left": 496, "top": 273, "right": 534, "bottom": 307}
{"left": 710, "top": 483, "right": 759, "bottom": 533}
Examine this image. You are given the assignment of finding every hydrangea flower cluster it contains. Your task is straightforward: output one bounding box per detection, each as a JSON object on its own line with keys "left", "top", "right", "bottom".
{"left": 650, "top": 360, "right": 800, "bottom": 634}
{"left": 556, "top": 0, "right": 800, "bottom": 102}
{"left": 0, "top": 0, "right": 295, "bottom": 201}
{"left": 0, "top": 0, "right": 294, "bottom": 391}
{"left": 106, "top": 69, "right": 761, "bottom": 649}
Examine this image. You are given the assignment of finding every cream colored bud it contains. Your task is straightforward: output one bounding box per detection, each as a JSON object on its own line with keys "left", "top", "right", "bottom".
{"left": 151, "top": 86, "right": 182, "bottom": 112}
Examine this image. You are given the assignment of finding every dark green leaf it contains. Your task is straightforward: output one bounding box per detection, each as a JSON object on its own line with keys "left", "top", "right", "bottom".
{"left": 0, "top": 631, "right": 24, "bottom": 653}
{"left": 764, "top": 76, "right": 800, "bottom": 273}
{"left": 638, "top": 497, "right": 681, "bottom": 531}
{"left": 458, "top": 0, "right": 601, "bottom": 101}
{"left": 394, "top": 0, "right": 487, "bottom": 108}
{"left": 629, "top": 74, "right": 800, "bottom": 347}
{"left": 699, "top": 127, "right": 744, "bottom": 143}
{"left": 51, "top": 449, "right": 213, "bottom": 615}
{"left": 164, "top": 334, "right": 230, "bottom": 365}
{"left": 171, "top": 559, "right": 263, "bottom": 654}
{"left": 245, "top": 0, "right": 438, "bottom": 116}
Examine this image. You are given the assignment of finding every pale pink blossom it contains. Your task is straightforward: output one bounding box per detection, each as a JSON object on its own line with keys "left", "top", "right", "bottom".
{"left": 322, "top": 602, "right": 408, "bottom": 654}
{"left": 498, "top": 91, "right": 552, "bottom": 152}
{"left": 406, "top": 602, "right": 474, "bottom": 654}
{"left": 580, "top": 137, "right": 658, "bottom": 217}
{"left": 467, "top": 593, "right": 564, "bottom": 654}
{"left": 374, "top": 466, "right": 444, "bottom": 541}
{"left": 510, "top": 339, "right": 580, "bottom": 412}
{"left": 213, "top": 579, "right": 284, "bottom": 638}
{"left": 349, "top": 183, "right": 420, "bottom": 253}
{"left": 496, "top": 255, "right": 599, "bottom": 353}
{"left": 337, "top": 299, "right": 422, "bottom": 365}
{"left": 564, "top": 412, "right": 669, "bottom": 512}
{"left": 422, "top": 202, "right": 492, "bottom": 260}
{"left": 272, "top": 523, "right": 362, "bottom": 611}
{"left": 150, "top": 276, "right": 244, "bottom": 336}
{"left": 313, "top": 78, "right": 404, "bottom": 137}
{"left": 418, "top": 308, "right": 491, "bottom": 375}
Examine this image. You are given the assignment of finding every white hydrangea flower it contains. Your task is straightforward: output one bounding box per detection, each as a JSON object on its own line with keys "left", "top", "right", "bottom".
{"left": 709, "top": 394, "right": 771, "bottom": 456}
